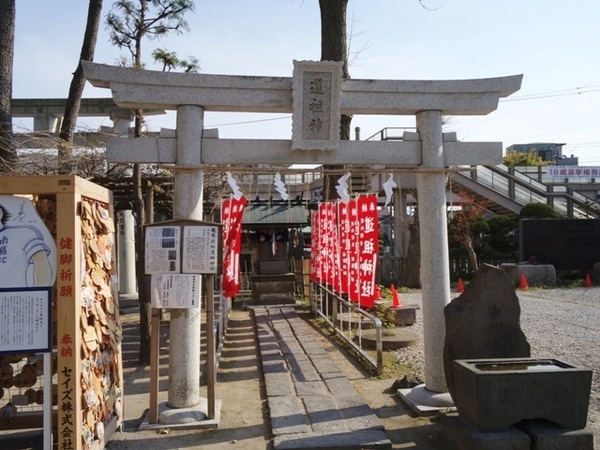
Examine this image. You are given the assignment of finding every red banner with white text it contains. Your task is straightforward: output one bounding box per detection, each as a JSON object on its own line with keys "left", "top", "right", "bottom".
{"left": 325, "top": 202, "right": 339, "bottom": 288}
{"left": 311, "top": 197, "right": 378, "bottom": 308}
{"left": 337, "top": 201, "right": 351, "bottom": 295}
{"left": 356, "top": 195, "right": 379, "bottom": 307}
{"left": 310, "top": 210, "right": 321, "bottom": 283}
{"left": 318, "top": 204, "right": 330, "bottom": 285}
{"left": 221, "top": 197, "right": 246, "bottom": 297}
{"left": 347, "top": 199, "right": 360, "bottom": 302}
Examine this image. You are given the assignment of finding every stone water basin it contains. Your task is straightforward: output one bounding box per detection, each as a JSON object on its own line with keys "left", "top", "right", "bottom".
{"left": 452, "top": 357, "right": 592, "bottom": 432}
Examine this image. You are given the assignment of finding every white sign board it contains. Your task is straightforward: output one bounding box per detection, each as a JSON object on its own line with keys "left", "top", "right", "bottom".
{"left": 145, "top": 224, "right": 220, "bottom": 275}
{"left": 144, "top": 226, "right": 181, "bottom": 274}
{"left": 0, "top": 287, "right": 52, "bottom": 353}
{"left": 182, "top": 225, "right": 219, "bottom": 274}
{"left": 546, "top": 166, "right": 600, "bottom": 179}
{"left": 150, "top": 274, "right": 201, "bottom": 308}
{"left": 0, "top": 195, "right": 57, "bottom": 288}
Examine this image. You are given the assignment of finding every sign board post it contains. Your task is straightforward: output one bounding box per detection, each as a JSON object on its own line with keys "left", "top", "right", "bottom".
{"left": 144, "top": 219, "right": 221, "bottom": 423}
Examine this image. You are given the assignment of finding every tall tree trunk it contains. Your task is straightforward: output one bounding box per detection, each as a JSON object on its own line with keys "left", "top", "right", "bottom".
{"left": 319, "top": 0, "right": 349, "bottom": 78}
{"left": 404, "top": 204, "right": 422, "bottom": 288}
{"left": 133, "top": 109, "right": 151, "bottom": 365}
{"left": 58, "top": 0, "right": 103, "bottom": 174}
{"left": 0, "top": 0, "right": 17, "bottom": 173}
{"left": 318, "top": 0, "right": 351, "bottom": 201}
{"left": 131, "top": 0, "right": 152, "bottom": 364}
{"left": 104, "top": 0, "right": 195, "bottom": 364}
{"left": 464, "top": 237, "right": 479, "bottom": 273}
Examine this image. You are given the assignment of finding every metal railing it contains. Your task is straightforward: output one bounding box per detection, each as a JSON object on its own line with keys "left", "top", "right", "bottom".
{"left": 213, "top": 293, "right": 231, "bottom": 371}
{"left": 213, "top": 274, "right": 232, "bottom": 371}
{"left": 310, "top": 282, "right": 383, "bottom": 375}
{"left": 456, "top": 164, "right": 600, "bottom": 219}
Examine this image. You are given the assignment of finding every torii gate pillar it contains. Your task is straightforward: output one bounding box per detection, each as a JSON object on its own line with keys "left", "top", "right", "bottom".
{"left": 413, "top": 110, "right": 454, "bottom": 404}
{"left": 167, "top": 105, "right": 205, "bottom": 409}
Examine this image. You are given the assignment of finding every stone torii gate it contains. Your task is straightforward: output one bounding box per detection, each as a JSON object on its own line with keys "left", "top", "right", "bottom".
{"left": 83, "top": 60, "right": 522, "bottom": 417}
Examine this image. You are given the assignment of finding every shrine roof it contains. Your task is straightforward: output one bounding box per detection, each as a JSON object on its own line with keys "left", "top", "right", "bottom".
{"left": 242, "top": 203, "right": 308, "bottom": 227}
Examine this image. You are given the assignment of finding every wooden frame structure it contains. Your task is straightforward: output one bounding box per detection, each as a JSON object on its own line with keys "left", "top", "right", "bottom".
{"left": 0, "top": 176, "right": 123, "bottom": 450}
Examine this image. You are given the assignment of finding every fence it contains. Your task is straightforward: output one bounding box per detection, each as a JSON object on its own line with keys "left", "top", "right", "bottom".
{"left": 213, "top": 292, "right": 231, "bottom": 370}
{"left": 213, "top": 275, "right": 234, "bottom": 370}
{"left": 378, "top": 254, "right": 515, "bottom": 284}
{"left": 310, "top": 282, "right": 383, "bottom": 375}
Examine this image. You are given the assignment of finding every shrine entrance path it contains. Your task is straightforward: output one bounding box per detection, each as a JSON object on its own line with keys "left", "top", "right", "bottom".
{"left": 0, "top": 301, "right": 446, "bottom": 449}
{"left": 105, "top": 301, "right": 446, "bottom": 450}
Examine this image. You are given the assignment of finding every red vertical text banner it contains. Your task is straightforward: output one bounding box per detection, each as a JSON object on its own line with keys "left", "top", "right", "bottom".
{"left": 221, "top": 197, "right": 247, "bottom": 297}
{"left": 310, "top": 210, "right": 320, "bottom": 283}
{"left": 332, "top": 203, "right": 343, "bottom": 293}
{"left": 325, "top": 202, "right": 339, "bottom": 288}
{"left": 337, "top": 201, "right": 351, "bottom": 295}
{"left": 318, "top": 203, "right": 330, "bottom": 285}
{"left": 347, "top": 199, "right": 360, "bottom": 302}
{"left": 357, "top": 195, "right": 379, "bottom": 307}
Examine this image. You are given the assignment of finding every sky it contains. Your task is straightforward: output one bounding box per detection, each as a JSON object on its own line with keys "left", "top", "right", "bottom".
{"left": 12, "top": 0, "right": 600, "bottom": 165}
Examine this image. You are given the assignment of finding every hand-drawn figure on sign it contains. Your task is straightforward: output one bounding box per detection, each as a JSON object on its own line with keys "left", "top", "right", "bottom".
{"left": 0, "top": 196, "right": 57, "bottom": 288}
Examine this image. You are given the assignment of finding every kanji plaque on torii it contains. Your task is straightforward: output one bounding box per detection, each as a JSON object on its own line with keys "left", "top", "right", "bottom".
{"left": 292, "top": 60, "right": 342, "bottom": 151}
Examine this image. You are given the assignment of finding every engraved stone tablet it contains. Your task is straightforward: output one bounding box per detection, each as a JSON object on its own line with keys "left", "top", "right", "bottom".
{"left": 292, "top": 60, "right": 342, "bottom": 151}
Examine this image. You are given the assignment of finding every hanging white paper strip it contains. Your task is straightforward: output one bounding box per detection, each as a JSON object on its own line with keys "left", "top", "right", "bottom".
{"left": 226, "top": 171, "right": 244, "bottom": 200}
{"left": 274, "top": 173, "right": 289, "bottom": 200}
{"left": 336, "top": 172, "right": 351, "bottom": 203}
{"left": 383, "top": 173, "right": 398, "bottom": 207}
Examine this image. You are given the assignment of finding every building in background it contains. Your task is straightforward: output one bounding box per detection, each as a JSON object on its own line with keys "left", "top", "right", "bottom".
{"left": 506, "top": 142, "right": 578, "bottom": 165}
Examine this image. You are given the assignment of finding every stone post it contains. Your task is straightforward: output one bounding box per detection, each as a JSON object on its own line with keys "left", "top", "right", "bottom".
{"left": 117, "top": 210, "right": 137, "bottom": 296}
{"left": 415, "top": 110, "right": 452, "bottom": 394}
{"left": 168, "top": 105, "right": 205, "bottom": 408}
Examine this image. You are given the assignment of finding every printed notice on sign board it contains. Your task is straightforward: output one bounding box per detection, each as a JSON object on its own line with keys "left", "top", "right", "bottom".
{"left": 150, "top": 274, "right": 201, "bottom": 308}
{"left": 145, "top": 226, "right": 181, "bottom": 274}
{"left": 0, "top": 287, "right": 52, "bottom": 353}
{"left": 182, "top": 225, "right": 219, "bottom": 274}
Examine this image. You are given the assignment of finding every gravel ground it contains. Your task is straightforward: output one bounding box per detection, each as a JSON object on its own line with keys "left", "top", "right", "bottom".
{"left": 393, "top": 287, "right": 600, "bottom": 439}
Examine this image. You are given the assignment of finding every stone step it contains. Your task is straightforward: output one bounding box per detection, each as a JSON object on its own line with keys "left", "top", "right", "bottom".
{"left": 253, "top": 306, "right": 392, "bottom": 449}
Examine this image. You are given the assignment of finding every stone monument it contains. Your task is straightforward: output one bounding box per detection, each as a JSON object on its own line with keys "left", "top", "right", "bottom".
{"left": 443, "top": 263, "right": 530, "bottom": 401}
{"left": 443, "top": 264, "right": 594, "bottom": 449}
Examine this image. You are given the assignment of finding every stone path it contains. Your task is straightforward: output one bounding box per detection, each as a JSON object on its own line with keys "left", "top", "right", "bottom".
{"left": 252, "top": 306, "right": 392, "bottom": 449}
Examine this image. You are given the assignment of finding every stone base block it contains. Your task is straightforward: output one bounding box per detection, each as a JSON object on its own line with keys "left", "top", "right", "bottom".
{"left": 259, "top": 260, "right": 289, "bottom": 275}
{"left": 251, "top": 274, "right": 296, "bottom": 305}
{"left": 398, "top": 384, "right": 455, "bottom": 416}
{"left": 442, "top": 414, "right": 530, "bottom": 450}
{"left": 139, "top": 397, "right": 221, "bottom": 430}
{"left": 359, "top": 328, "right": 419, "bottom": 351}
{"left": 517, "top": 420, "right": 594, "bottom": 450}
{"left": 392, "top": 306, "right": 416, "bottom": 325}
{"left": 500, "top": 263, "right": 556, "bottom": 287}
{"left": 335, "top": 312, "right": 372, "bottom": 329}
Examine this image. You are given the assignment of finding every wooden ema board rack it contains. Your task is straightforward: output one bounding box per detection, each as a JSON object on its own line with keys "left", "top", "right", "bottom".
{"left": 0, "top": 176, "right": 123, "bottom": 450}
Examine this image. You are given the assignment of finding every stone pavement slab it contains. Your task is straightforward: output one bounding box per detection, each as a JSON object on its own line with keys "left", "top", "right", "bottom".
{"left": 253, "top": 306, "right": 391, "bottom": 449}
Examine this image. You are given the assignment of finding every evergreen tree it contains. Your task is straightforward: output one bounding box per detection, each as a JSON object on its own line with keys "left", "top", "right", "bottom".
{"left": 106, "top": 0, "right": 195, "bottom": 364}
{"left": 0, "top": 0, "right": 16, "bottom": 172}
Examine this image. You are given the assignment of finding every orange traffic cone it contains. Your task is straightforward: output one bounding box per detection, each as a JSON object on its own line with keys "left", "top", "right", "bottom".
{"left": 457, "top": 278, "right": 465, "bottom": 293}
{"left": 585, "top": 274, "right": 592, "bottom": 288}
{"left": 374, "top": 285, "right": 382, "bottom": 299}
{"left": 391, "top": 284, "right": 402, "bottom": 308}
{"left": 519, "top": 274, "right": 529, "bottom": 290}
